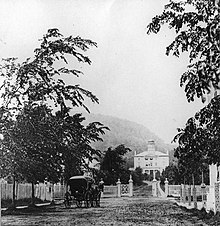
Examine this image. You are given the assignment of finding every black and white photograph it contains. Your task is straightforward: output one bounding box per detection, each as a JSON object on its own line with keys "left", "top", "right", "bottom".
{"left": 0, "top": 0, "right": 219, "bottom": 225}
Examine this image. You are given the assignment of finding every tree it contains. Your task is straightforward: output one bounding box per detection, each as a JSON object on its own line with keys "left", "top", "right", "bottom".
{"left": 14, "top": 103, "right": 63, "bottom": 206}
{"left": 132, "top": 167, "right": 144, "bottom": 186}
{"left": 0, "top": 115, "right": 25, "bottom": 208}
{"left": 58, "top": 111, "right": 108, "bottom": 182}
{"left": 0, "top": 28, "right": 98, "bottom": 115}
{"left": 147, "top": 0, "right": 220, "bottom": 180}
{"left": 100, "top": 145, "right": 131, "bottom": 185}
{"left": 0, "top": 29, "right": 109, "bottom": 207}
{"left": 0, "top": 102, "right": 108, "bottom": 207}
{"left": 162, "top": 164, "right": 181, "bottom": 185}
{"left": 172, "top": 96, "right": 220, "bottom": 184}
{"left": 147, "top": 0, "right": 220, "bottom": 102}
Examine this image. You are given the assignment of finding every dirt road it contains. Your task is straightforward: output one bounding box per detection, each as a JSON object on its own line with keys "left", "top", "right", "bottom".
{"left": 2, "top": 196, "right": 210, "bottom": 226}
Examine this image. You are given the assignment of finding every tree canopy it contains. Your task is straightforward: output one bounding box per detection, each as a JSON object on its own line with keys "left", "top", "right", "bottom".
{"left": 148, "top": 0, "right": 220, "bottom": 180}
{"left": 147, "top": 0, "right": 220, "bottom": 102}
{"left": 0, "top": 29, "right": 109, "bottom": 208}
{"left": 173, "top": 95, "right": 220, "bottom": 183}
{"left": 0, "top": 28, "right": 98, "bottom": 115}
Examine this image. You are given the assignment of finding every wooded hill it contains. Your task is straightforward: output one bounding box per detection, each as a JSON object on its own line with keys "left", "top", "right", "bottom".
{"left": 83, "top": 113, "right": 175, "bottom": 161}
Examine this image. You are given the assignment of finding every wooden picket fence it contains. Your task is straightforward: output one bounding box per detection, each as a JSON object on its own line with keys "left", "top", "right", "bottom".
{"left": 1, "top": 177, "right": 133, "bottom": 201}
{"left": 1, "top": 182, "right": 65, "bottom": 201}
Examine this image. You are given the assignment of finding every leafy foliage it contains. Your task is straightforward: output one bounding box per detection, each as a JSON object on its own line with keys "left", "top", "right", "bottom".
{"left": 132, "top": 167, "right": 144, "bottom": 186}
{"left": 100, "top": 145, "right": 131, "bottom": 185}
{"left": 147, "top": 0, "right": 220, "bottom": 102}
{"left": 172, "top": 95, "right": 220, "bottom": 183}
{"left": 0, "top": 28, "right": 98, "bottom": 114}
{"left": 162, "top": 164, "right": 181, "bottom": 185}
{"left": 0, "top": 29, "right": 109, "bottom": 207}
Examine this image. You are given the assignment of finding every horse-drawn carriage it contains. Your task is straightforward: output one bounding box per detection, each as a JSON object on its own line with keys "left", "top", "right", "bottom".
{"left": 64, "top": 175, "right": 102, "bottom": 208}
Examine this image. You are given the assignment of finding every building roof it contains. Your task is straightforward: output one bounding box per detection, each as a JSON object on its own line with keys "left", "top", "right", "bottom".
{"left": 135, "top": 151, "right": 168, "bottom": 157}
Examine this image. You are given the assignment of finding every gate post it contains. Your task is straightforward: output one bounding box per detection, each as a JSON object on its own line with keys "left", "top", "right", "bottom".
{"left": 117, "top": 179, "right": 121, "bottom": 197}
{"left": 152, "top": 178, "right": 157, "bottom": 197}
{"left": 165, "top": 178, "right": 169, "bottom": 197}
{"left": 129, "top": 175, "right": 133, "bottom": 197}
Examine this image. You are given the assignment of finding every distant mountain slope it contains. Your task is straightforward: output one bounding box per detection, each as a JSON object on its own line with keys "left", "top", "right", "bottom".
{"left": 83, "top": 113, "right": 173, "bottom": 158}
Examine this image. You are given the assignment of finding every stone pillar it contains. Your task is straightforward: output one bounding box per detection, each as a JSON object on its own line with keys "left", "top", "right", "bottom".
{"left": 153, "top": 170, "right": 156, "bottom": 180}
{"left": 193, "top": 186, "right": 197, "bottom": 209}
{"left": 117, "top": 179, "right": 121, "bottom": 198}
{"left": 165, "top": 178, "right": 169, "bottom": 197}
{"left": 99, "top": 178, "right": 104, "bottom": 198}
{"left": 129, "top": 175, "right": 133, "bottom": 197}
{"left": 152, "top": 178, "right": 157, "bottom": 197}
{"left": 188, "top": 185, "right": 191, "bottom": 206}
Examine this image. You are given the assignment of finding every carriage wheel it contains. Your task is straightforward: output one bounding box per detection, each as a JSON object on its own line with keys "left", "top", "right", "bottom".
{"left": 85, "top": 192, "right": 92, "bottom": 208}
{"left": 92, "top": 199, "right": 96, "bottom": 207}
{"left": 76, "top": 200, "right": 82, "bottom": 208}
{"left": 64, "top": 199, "right": 71, "bottom": 208}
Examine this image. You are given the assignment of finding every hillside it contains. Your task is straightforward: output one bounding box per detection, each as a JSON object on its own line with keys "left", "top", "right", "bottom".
{"left": 83, "top": 113, "right": 174, "bottom": 159}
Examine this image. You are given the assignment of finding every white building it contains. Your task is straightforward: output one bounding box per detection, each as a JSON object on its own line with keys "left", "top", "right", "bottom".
{"left": 134, "top": 140, "right": 169, "bottom": 176}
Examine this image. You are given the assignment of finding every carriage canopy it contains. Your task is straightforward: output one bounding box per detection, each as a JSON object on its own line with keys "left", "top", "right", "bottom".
{"left": 67, "top": 175, "right": 95, "bottom": 194}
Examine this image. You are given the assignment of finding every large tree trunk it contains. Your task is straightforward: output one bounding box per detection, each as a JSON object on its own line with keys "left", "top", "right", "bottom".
{"left": 8, "top": 174, "right": 16, "bottom": 210}
{"left": 29, "top": 182, "right": 36, "bottom": 207}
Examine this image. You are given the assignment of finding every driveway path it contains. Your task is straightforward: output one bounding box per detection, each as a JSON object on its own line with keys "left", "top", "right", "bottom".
{"left": 2, "top": 196, "right": 210, "bottom": 226}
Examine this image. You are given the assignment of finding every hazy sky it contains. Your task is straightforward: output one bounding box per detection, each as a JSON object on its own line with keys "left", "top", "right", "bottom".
{"left": 0, "top": 0, "right": 204, "bottom": 143}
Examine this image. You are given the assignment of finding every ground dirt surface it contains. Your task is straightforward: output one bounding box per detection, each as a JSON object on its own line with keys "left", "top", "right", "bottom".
{"left": 1, "top": 184, "right": 218, "bottom": 226}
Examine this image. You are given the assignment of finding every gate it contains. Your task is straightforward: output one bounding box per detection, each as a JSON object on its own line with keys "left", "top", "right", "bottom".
{"left": 121, "top": 184, "right": 129, "bottom": 196}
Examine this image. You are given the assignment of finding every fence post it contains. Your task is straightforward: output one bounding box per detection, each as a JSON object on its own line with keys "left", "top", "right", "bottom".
{"left": 117, "top": 179, "right": 121, "bottom": 198}
{"left": 193, "top": 185, "right": 197, "bottom": 209}
{"left": 152, "top": 178, "right": 157, "bottom": 197}
{"left": 99, "top": 178, "right": 104, "bottom": 198}
{"left": 183, "top": 184, "right": 186, "bottom": 204}
{"left": 188, "top": 185, "right": 191, "bottom": 206}
{"left": 214, "top": 182, "right": 220, "bottom": 213}
{"left": 165, "top": 178, "right": 169, "bottom": 197}
{"left": 129, "top": 175, "right": 133, "bottom": 197}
